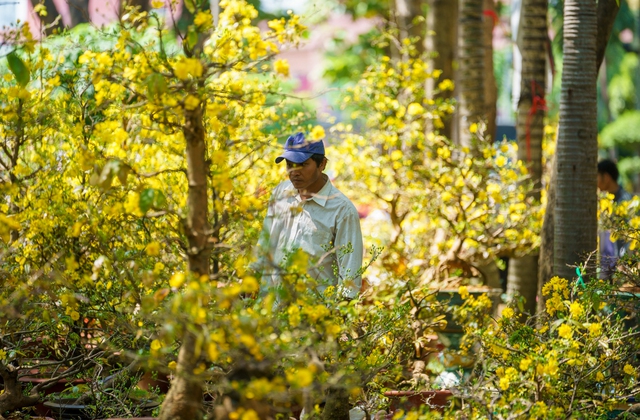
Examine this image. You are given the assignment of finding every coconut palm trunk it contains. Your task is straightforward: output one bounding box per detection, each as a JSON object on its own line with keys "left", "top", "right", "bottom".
{"left": 458, "top": 0, "right": 485, "bottom": 146}
{"left": 396, "top": 0, "right": 427, "bottom": 54}
{"left": 483, "top": 0, "right": 497, "bottom": 141}
{"left": 553, "top": 0, "right": 598, "bottom": 280}
{"left": 426, "top": 0, "right": 458, "bottom": 140}
{"left": 538, "top": 0, "right": 620, "bottom": 311}
{"left": 507, "top": 0, "right": 547, "bottom": 315}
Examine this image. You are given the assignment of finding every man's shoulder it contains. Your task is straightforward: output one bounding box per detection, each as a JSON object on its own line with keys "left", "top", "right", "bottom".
{"left": 326, "top": 183, "right": 359, "bottom": 214}
{"left": 617, "top": 188, "right": 634, "bottom": 203}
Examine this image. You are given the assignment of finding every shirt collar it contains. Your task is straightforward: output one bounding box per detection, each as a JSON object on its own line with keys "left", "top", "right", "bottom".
{"left": 284, "top": 175, "right": 332, "bottom": 207}
{"left": 309, "top": 175, "right": 332, "bottom": 207}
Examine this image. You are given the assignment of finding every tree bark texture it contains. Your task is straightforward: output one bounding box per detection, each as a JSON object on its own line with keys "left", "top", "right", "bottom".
{"left": 0, "top": 363, "right": 40, "bottom": 415}
{"left": 516, "top": 0, "right": 546, "bottom": 198}
{"left": 157, "top": 106, "right": 209, "bottom": 419}
{"left": 157, "top": 331, "right": 205, "bottom": 419}
{"left": 554, "top": 0, "right": 598, "bottom": 280}
{"left": 538, "top": 2, "right": 620, "bottom": 312}
{"left": 458, "top": 0, "right": 485, "bottom": 147}
{"left": 537, "top": 154, "right": 556, "bottom": 315}
{"left": 322, "top": 386, "right": 351, "bottom": 420}
{"left": 507, "top": 254, "right": 539, "bottom": 315}
{"left": 507, "top": 0, "right": 546, "bottom": 314}
{"left": 425, "top": 0, "right": 458, "bottom": 140}
{"left": 482, "top": 0, "right": 497, "bottom": 141}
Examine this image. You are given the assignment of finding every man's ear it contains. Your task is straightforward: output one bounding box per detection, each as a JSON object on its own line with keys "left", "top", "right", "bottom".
{"left": 319, "top": 158, "right": 327, "bottom": 172}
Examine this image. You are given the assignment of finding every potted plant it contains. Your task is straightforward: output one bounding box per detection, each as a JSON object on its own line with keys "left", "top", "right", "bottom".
{"left": 448, "top": 275, "right": 640, "bottom": 418}
{"left": 44, "top": 385, "right": 160, "bottom": 420}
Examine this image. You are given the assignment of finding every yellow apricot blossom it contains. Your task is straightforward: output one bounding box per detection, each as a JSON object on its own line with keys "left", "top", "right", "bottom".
{"left": 273, "top": 59, "right": 289, "bottom": 77}
{"left": 174, "top": 57, "right": 204, "bottom": 80}
{"left": 558, "top": 323, "right": 573, "bottom": 339}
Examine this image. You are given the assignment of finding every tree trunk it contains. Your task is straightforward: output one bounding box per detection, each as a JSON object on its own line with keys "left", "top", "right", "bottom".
{"left": 515, "top": 0, "right": 546, "bottom": 190}
{"left": 537, "top": 0, "right": 619, "bottom": 310}
{"left": 458, "top": 0, "right": 485, "bottom": 146}
{"left": 395, "top": 0, "right": 426, "bottom": 54}
{"left": 426, "top": 0, "right": 458, "bottom": 140}
{"left": 157, "top": 331, "right": 205, "bottom": 419}
{"left": 507, "top": 254, "right": 539, "bottom": 315}
{"left": 482, "top": 0, "right": 497, "bottom": 141}
{"left": 67, "top": 0, "right": 90, "bottom": 27}
{"left": 0, "top": 364, "right": 40, "bottom": 414}
{"left": 507, "top": 0, "right": 546, "bottom": 313}
{"left": 596, "top": 0, "right": 623, "bottom": 70}
{"left": 553, "top": 0, "right": 598, "bottom": 280}
{"left": 157, "top": 105, "right": 209, "bottom": 419}
{"left": 322, "top": 386, "right": 350, "bottom": 420}
{"left": 537, "top": 154, "right": 556, "bottom": 314}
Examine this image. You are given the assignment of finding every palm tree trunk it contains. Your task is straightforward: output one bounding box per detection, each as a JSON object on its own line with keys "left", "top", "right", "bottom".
{"left": 458, "top": 0, "right": 485, "bottom": 146}
{"left": 426, "top": 0, "right": 458, "bottom": 140}
{"left": 554, "top": 0, "right": 598, "bottom": 279}
{"left": 395, "top": 0, "right": 427, "bottom": 54}
{"left": 507, "top": 0, "right": 546, "bottom": 314}
{"left": 516, "top": 0, "right": 546, "bottom": 195}
{"left": 482, "top": 0, "right": 497, "bottom": 141}
{"left": 507, "top": 255, "right": 539, "bottom": 315}
{"left": 538, "top": 1, "right": 620, "bottom": 312}
{"left": 537, "top": 153, "right": 556, "bottom": 314}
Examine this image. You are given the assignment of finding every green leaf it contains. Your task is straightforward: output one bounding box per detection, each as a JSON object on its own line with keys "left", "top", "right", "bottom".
{"left": 187, "top": 29, "right": 199, "bottom": 50}
{"left": 7, "top": 51, "right": 30, "bottom": 87}
{"left": 146, "top": 73, "right": 167, "bottom": 98}
{"left": 184, "top": 0, "right": 196, "bottom": 13}
{"left": 139, "top": 188, "right": 167, "bottom": 213}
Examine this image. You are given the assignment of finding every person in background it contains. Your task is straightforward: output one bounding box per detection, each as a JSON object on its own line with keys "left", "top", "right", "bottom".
{"left": 258, "top": 132, "right": 363, "bottom": 299}
{"left": 597, "top": 159, "right": 633, "bottom": 279}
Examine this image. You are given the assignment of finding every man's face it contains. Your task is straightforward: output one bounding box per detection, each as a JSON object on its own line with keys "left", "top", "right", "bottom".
{"left": 286, "top": 158, "right": 326, "bottom": 192}
{"left": 597, "top": 172, "right": 613, "bottom": 193}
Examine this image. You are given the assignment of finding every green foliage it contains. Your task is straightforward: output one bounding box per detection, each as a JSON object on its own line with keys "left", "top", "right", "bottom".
{"left": 450, "top": 278, "right": 640, "bottom": 419}
{"left": 330, "top": 41, "right": 541, "bottom": 285}
{"left": 6, "top": 52, "right": 30, "bottom": 87}
{"left": 607, "top": 53, "right": 640, "bottom": 120}
{"left": 323, "top": 29, "right": 385, "bottom": 86}
{"left": 600, "top": 110, "right": 640, "bottom": 149}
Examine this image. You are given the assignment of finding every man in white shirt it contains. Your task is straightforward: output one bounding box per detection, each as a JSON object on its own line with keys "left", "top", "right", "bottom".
{"left": 258, "top": 132, "right": 363, "bottom": 299}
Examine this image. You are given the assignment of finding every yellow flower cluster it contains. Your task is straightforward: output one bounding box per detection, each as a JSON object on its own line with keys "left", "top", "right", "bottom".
{"left": 173, "top": 57, "right": 204, "bottom": 81}
{"left": 542, "top": 276, "right": 569, "bottom": 316}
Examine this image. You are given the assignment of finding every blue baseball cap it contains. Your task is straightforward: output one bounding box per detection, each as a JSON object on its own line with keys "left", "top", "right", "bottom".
{"left": 275, "top": 132, "right": 325, "bottom": 164}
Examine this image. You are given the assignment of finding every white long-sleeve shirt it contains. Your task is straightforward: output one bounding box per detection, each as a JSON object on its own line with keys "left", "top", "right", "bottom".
{"left": 258, "top": 176, "right": 363, "bottom": 298}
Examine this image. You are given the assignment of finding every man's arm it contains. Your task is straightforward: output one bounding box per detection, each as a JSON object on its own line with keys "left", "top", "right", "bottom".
{"left": 334, "top": 208, "right": 364, "bottom": 298}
